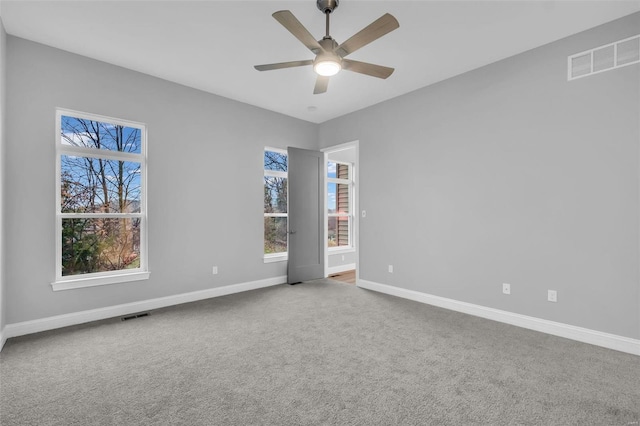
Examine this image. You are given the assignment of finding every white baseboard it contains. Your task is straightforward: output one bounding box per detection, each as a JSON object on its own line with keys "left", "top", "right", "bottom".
{"left": 357, "top": 279, "right": 640, "bottom": 356}
{"left": 3, "top": 276, "right": 287, "bottom": 343}
{"left": 328, "top": 263, "right": 356, "bottom": 276}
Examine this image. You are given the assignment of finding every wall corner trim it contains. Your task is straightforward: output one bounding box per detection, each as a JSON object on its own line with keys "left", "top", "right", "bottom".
{"left": 357, "top": 279, "right": 640, "bottom": 356}
{"left": 2, "top": 275, "right": 287, "bottom": 344}
{"left": 0, "top": 328, "right": 6, "bottom": 352}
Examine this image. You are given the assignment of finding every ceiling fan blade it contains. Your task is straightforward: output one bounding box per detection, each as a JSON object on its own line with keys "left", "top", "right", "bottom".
{"left": 254, "top": 60, "right": 313, "bottom": 71}
{"left": 342, "top": 59, "right": 394, "bottom": 79}
{"left": 273, "top": 10, "right": 324, "bottom": 54}
{"left": 335, "top": 13, "right": 399, "bottom": 58}
{"left": 313, "top": 76, "right": 329, "bottom": 94}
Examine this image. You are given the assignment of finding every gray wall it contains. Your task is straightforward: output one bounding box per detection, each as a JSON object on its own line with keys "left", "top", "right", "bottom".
{"left": 5, "top": 37, "right": 317, "bottom": 324}
{"left": 328, "top": 251, "right": 357, "bottom": 269}
{"left": 318, "top": 13, "right": 640, "bottom": 339}
{"left": 0, "top": 17, "right": 6, "bottom": 337}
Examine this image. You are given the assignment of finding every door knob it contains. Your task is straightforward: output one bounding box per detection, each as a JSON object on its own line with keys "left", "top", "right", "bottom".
{"left": 288, "top": 230, "right": 296, "bottom": 234}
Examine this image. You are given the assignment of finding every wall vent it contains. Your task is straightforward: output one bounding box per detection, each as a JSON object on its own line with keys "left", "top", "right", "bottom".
{"left": 568, "top": 34, "right": 639, "bottom": 80}
{"left": 121, "top": 312, "right": 150, "bottom": 321}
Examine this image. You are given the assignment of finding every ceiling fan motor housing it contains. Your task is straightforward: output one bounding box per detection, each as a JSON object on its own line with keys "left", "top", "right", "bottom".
{"left": 317, "top": 0, "right": 339, "bottom": 14}
{"left": 319, "top": 38, "right": 338, "bottom": 51}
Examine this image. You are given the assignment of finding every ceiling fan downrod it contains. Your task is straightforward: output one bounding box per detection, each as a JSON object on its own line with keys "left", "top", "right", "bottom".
{"left": 325, "top": 11, "right": 330, "bottom": 39}
{"left": 317, "top": 0, "right": 338, "bottom": 39}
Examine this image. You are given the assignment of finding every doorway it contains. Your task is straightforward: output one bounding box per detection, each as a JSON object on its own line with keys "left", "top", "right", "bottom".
{"left": 322, "top": 141, "right": 358, "bottom": 285}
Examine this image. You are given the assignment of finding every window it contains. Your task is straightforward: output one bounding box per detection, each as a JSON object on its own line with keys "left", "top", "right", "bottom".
{"left": 54, "top": 109, "right": 148, "bottom": 290}
{"left": 328, "top": 161, "right": 353, "bottom": 250}
{"left": 264, "top": 148, "right": 287, "bottom": 261}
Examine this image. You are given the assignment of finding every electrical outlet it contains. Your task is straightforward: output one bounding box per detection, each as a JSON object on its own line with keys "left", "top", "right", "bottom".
{"left": 212, "top": 266, "right": 218, "bottom": 275}
{"left": 548, "top": 290, "right": 557, "bottom": 302}
{"left": 362, "top": 210, "right": 367, "bottom": 218}
{"left": 502, "top": 283, "right": 511, "bottom": 295}
{"left": 388, "top": 265, "right": 393, "bottom": 273}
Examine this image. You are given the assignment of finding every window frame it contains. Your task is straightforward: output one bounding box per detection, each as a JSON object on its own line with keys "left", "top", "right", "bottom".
{"left": 327, "top": 160, "right": 355, "bottom": 253}
{"left": 52, "top": 108, "right": 149, "bottom": 291}
{"left": 263, "top": 147, "right": 288, "bottom": 263}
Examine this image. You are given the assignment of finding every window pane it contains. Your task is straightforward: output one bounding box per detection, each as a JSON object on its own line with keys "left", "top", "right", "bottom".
{"left": 264, "top": 150, "right": 287, "bottom": 172}
{"left": 328, "top": 161, "right": 337, "bottom": 178}
{"left": 328, "top": 183, "right": 336, "bottom": 213}
{"left": 337, "top": 163, "right": 349, "bottom": 179}
{"left": 328, "top": 183, "right": 349, "bottom": 214}
{"left": 61, "top": 116, "right": 142, "bottom": 154}
{"left": 61, "top": 155, "right": 141, "bottom": 213}
{"left": 328, "top": 216, "right": 349, "bottom": 247}
{"left": 264, "top": 177, "right": 287, "bottom": 213}
{"left": 62, "top": 218, "right": 141, "bottom": 276}
{"left": 264, "top": 217, "right": 287, "bottom": 254}
{"left": 328, "top": 161, "right": 350, "bottom": 179}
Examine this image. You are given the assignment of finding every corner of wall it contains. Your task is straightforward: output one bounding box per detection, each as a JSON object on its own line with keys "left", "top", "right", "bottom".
{"left": 0, "top": 15, "right": 7, "bottom": 351}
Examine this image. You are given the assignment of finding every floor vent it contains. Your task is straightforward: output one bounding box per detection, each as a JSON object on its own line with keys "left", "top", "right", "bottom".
{"left": 121, "top": 312, "right": 150, "bottom": 321}
{"left": 568, "top": 34, "right": 639, "bottom": 80}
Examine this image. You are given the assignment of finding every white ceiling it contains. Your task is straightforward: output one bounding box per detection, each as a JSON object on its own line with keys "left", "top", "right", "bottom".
{"left": 2, "top": 0, "right": 639, "bottom": 123}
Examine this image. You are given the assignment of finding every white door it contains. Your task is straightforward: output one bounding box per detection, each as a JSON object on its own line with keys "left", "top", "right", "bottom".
{"left": 287, "top": 147, "right": 325, "bottom": 284}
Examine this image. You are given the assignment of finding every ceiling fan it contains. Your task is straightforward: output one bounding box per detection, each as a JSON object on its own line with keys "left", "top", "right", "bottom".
{"left": 254, "top": 0, "right": 399, "bottom": 94}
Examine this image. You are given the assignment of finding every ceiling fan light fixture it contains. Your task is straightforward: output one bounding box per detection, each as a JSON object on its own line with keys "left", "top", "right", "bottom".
{"left": 254, "top": 5, "right": 399, "bottom": 94}
{"left": 314, "top": 59, "right": 341, "bottom": 76}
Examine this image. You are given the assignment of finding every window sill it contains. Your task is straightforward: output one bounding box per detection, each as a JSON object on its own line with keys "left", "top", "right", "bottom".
{"left": 51, "top": 271, "right": 150, "bottom": 291}
{"left": 264, "top": 254, "right": 288, "bottom": 263}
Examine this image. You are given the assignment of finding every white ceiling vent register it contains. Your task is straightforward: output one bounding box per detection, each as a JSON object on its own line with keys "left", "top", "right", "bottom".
{"left": 568, "top": 35, "right": 639, "bottom": 80}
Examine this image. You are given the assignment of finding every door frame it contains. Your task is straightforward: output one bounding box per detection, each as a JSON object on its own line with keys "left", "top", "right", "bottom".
{"left": 321, "top": 140, "right": 359, "bottom": 283}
